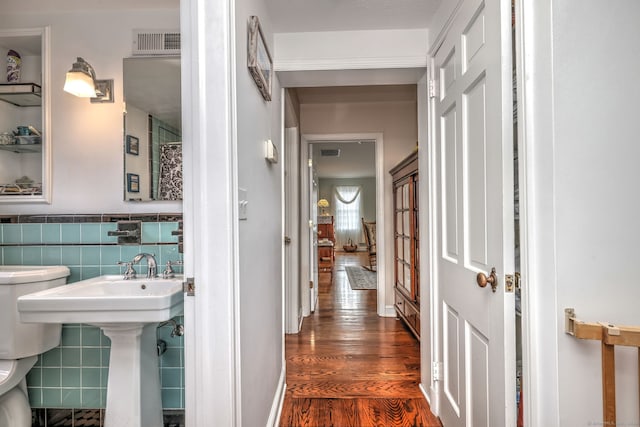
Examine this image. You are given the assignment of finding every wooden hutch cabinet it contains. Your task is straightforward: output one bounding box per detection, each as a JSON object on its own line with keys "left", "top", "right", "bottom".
{"left": 390, "top": 151, "right": 420, "bottom": 340}
{"left": 317, "top": 215, "right": 335, "bottom": 277}
{"left": 317, "top": 215, "right": 335, "bottom": 246}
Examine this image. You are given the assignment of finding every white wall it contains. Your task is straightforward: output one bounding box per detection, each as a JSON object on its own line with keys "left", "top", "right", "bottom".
{"left": 553, "top": 1, "right": 640, "bottom": 424}
{"left": 124, "top": 104, "right": 151, "bottom": 200}
{"left": 233, "top": 3, "right": 284, "bottom": 426}
{"left": 0, "top": 7, "right": 181, "bottom": 214}
{"left": 301, "top": 101, "right": 417, "bottom": 309}
{"left": 522, "top": 1, "right": 640, "bottom": 425}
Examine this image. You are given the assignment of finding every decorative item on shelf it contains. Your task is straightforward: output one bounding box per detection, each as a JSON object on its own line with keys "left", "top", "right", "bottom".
{"left": 247, "top": 16, "right": 273, "bottom": 101}
{"left": 317, "top": 198, "right": 330, "bottom": 216}
{"left": 15, "top": 135, "right": 40, "bottom": 145}
{"left": 0, "top": 133, "right": 15, "bottom": 145}
{"left": 15, "top": 176, "right": 34, "bottom": 188}
{"left": 6, "top": 50, "right": 21, "bottom": 83}
{"left": 343, "top": 238, "right": 358, "bottom": 252}
{"left": 11, "top": 125, "right": 41, "bottom": 145}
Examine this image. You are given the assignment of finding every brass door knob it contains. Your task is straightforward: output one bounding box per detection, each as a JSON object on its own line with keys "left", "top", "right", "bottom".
{"left": 476, "top": 267, "right": 498, "bottom": 293}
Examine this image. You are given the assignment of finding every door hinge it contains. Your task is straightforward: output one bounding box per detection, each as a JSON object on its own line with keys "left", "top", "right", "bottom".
{"left": 309, "top": 281, "right": 314, "bottom": 289}
{"left": 183, "top": 277, "right": 195, "bottom": 296}
{"left": 308, "top": 158, "right": 313, "bottom": 167}
{"left": 432, "top": 361, "right": 442, "bottom": 382}
{"left": 428, "top": 79, "right": 439, "bottom": 99}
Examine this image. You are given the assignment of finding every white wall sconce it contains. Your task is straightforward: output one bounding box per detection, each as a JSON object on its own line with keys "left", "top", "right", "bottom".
{"left": 63, "top": 57, "right": 114, "bottom": 103}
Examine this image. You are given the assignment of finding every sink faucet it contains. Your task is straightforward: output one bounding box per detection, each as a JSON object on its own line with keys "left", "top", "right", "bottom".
{"left": 131, "top": 253, "right": 157, "bottom": 278}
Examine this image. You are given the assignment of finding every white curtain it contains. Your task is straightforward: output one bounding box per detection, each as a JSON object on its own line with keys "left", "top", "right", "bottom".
{"left": 333, "top": 185, "right": 362, "bottom": 249}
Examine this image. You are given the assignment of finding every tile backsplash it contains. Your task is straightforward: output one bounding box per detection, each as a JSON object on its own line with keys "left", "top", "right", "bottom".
{"left": 0, "top": 214, "right": 184, "bottom": 410}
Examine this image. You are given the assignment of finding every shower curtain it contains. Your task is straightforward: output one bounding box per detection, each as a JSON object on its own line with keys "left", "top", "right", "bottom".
{"left": 158, "top": 143, "right": 182, "bottom": 200}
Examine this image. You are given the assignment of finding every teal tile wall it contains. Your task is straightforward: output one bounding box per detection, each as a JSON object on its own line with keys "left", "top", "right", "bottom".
{"left": 0, "top": 220, "right": 185, "bottom": 410}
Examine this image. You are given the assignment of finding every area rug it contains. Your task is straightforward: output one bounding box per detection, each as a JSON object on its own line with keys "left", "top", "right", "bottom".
{"left": 345, "top": 266, "right": 377, "bottom": 290}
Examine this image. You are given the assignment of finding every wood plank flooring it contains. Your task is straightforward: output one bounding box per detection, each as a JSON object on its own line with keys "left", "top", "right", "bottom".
{"left": 280, "top": 252, "right": 441, "bottom": 427}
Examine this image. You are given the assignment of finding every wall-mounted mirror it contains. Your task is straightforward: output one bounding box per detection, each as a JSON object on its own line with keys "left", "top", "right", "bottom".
{"left": 123, "top": 57, "right": 181, "bottom": 201}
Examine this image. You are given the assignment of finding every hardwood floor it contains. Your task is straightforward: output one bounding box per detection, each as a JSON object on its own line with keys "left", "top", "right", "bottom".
{"left": 280, "top": 252, "right": 441, "bottom": 427}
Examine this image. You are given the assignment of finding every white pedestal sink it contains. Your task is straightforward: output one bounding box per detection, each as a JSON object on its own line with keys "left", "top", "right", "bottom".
{"left": 17, "top": 275, "right": 184, "bottom": 427}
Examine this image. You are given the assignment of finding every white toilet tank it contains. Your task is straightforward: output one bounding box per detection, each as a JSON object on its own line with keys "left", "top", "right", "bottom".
{"left": 0, "top": 266, "right": 70, "bottom": 359}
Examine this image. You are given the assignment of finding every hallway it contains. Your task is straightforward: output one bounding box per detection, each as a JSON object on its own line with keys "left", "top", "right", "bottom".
{"left": 279, "top": 252, "right": 440, "bottom": 427}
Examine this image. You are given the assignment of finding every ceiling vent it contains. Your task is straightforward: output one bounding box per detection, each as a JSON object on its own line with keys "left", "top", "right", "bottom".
{"left": 320, "top": 149, "right": 341, "bottom": 157}
{"left": 132, "top": 30, "right": 181, "bottom": 56}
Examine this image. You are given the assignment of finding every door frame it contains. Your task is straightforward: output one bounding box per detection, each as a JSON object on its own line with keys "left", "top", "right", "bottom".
{"left": 298, "top": 133, "right": 387, "bottom": 317}
{"left": 182, "top": 0, "right": 241, "bottom": 424}
{"left": 284, "top": 127, "right": 301, "bottom": 333}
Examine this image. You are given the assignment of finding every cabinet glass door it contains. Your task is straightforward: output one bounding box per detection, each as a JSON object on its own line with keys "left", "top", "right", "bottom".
{"left": 0, "top": 27, "right": 50, "bottom": 203}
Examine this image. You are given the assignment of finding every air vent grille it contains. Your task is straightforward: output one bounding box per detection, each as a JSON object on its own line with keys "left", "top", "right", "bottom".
{"left": 132, "top": 30, "right": 181, "bottom": 56}
{"left": 320, "top": 149, "right": 341, "bottom": 157}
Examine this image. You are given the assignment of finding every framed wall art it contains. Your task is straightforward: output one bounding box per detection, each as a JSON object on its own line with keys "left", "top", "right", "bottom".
{"left": 127, "top": 173, "right": 140, "bottom": 193}
{"left": 247, "top": 16, "right": 273, "bottom": 101}
{"left": 126, "top": 135, "right": 139, "bottom": 155}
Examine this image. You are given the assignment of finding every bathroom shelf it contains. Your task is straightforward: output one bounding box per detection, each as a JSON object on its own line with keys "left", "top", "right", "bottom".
{"left": 0, "top": 143, "right": 42, "bottom": 153}
{"left": 0, "top": 83, "right": 42, "bottom": 106}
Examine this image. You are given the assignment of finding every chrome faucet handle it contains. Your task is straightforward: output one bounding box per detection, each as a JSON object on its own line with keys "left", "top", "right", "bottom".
{"left": 117, "top": 261, "right": 136, "bottom": 280}
{"left": 162, "top": 260, "right": 183, "bottom": 278}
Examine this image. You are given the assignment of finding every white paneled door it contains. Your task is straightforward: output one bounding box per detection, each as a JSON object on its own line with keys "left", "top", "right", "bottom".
{"left": 433, "top": 0, "right": 515, "bottom": 425}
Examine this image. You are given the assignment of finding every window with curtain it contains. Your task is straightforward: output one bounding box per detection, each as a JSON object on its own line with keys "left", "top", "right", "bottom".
{"left": 334, "top": 185, "right": 362, "bottom": 248}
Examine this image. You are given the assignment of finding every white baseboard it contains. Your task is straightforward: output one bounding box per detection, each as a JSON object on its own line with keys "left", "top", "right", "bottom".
{"left": 419, "top": 382, "right": 431, "bottom": 405}
{"left": 420, "top": 382, "right": 440, "bottom": 417}
{"left": 267, "top": 366, "right": 287, "bottom": 427}
{"left": 383, "top": 304, "right": 397, "bottom": 317}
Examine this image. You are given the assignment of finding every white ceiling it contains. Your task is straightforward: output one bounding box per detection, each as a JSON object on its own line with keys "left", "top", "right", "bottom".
{"left": 267, "top": 0, "right": 442, "bottom": 33}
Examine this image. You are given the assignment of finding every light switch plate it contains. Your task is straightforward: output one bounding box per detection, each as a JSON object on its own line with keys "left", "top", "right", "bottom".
{"left": 265, "top": 139, "right": 278, "bottom": 163}
{"left": 239, "top": 188, "right": 248, "bottom": 220}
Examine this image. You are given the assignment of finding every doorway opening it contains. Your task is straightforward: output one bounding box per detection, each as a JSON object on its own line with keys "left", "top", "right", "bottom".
{"left": 300, "top": 135, "right": 385, "bottom": 316}
{"left": 281, "top": 83, "right": 427, "bottom": 425}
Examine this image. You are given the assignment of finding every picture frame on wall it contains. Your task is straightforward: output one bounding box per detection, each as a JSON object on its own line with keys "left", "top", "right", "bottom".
{"left": 126, "top": 135, "right": 139, "bottom": 155}
{"left": 247, "top": 16, "right": 273, "bottom": 101}
{"left": 127, "top": 173, "right": 140, "bottom": 193}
